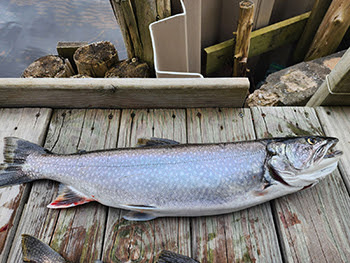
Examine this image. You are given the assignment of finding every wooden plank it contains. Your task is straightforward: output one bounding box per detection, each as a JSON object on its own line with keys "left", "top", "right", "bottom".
{"left": 186, "top": 108, "right": 282, "bottom": 262}
{"left": 306, "top": 47, "right": 350, "bottom": 106}
{"left": 252, "top": 0, "right": 276, "bottom": 30}
{"left": 305, "top": 0, "right": 350, "bottom": 61}
{"left": 0, "top": 78, "right": 249, "bottom": 108}
{"left": 102, "top": 109, "right": 190, "bottom": 262}
{"left": 293, "top": 0, "right": 332, "bottom": 62}
{"left": 251, "top": 107, "right": 350, "bottom": 262}
{"left": 48, "top": 109, "right": 121, "bottom": 262}
{"left": 6, "top": 109, "right": 121, "bottom": 262}
{"left": 205, "top": 12, "right": 311, "bottom": 75}
{"left": 0, "top": 108, "right": 52, "bottom": 262}
{"left": 315, "top": 107, "right": 350, "bottom": 191}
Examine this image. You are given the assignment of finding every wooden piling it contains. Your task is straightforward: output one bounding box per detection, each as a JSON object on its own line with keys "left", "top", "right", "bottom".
{"left": 233, "top": 0, "right": 254, "bottom": 77}
{"left": 293, "top": 0, "right": 332, "bottom": 62}
{"left": 305, "top": 0, "right": 350, "bottom": 61}
{"left": 109, "top": 0, "right": 171, "bottom": 70}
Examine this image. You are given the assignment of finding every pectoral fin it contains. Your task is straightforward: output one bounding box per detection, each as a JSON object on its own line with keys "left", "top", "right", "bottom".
{"left": 137, "top": 137, "right": 180, "bottom": 147}
{"left": 47, "top": 184, "right": 94, "bottom": 209}
{"left": 123, "top": 211, "right": 157, "bottom": 221}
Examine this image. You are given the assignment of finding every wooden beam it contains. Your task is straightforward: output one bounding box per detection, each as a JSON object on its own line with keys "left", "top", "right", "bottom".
{"left": 109, "top": 0, "right": 171, "bottom": 70}
{"left": 0, "top": 78, "right": 249, "bottom": 108}
{"left": 306, "top": 48, "right": 350, "bottom": 106}
{"left": 293, "top": 0, "right": 332, "bottom": 62}
{"left": 205, "top": 12, "right": 311, "bottom": 76}
{"left": 233, "top": 0, "right": 255, "bottom": 77}
{"left": 305, "top": 0, "right": 350, "bottom": 61}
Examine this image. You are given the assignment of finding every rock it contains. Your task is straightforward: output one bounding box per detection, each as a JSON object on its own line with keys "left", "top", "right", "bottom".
{"left": 73, "top": 41, "right": 119, "bottom": 77}
{"left": 246, "top": 50, "right": 346, "bottom": 106}
{"left": 105, "top": 57, "right": 151, "bottom": 78}
{"left": 21, "top": 55, "right": 74, "bottom": 78}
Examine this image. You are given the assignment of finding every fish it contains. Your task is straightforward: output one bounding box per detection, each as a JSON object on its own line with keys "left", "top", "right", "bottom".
{"left": 21, "top": 234, "right": 103, "bottom": 263}
{"left": 21, "top": 234, "right": 196, "bottom": 263}
{"left": 0, "top": 136, "right": 342, "bottom": 221}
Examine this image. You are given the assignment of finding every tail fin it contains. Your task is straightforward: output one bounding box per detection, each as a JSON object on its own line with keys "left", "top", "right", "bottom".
{"left": 0, "top": 137, "right": 48, "bottom": 187}
{"left": 22, "top": 234, "right": 66, "bottom": 263}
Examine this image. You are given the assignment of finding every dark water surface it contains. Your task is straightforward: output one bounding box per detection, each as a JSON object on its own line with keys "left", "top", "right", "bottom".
{"left": 0, "top": 0, "right": 126, "bottom": 77}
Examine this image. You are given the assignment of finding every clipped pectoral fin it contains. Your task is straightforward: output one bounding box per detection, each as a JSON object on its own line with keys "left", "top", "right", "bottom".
{"left": 123, "top": 211, "right": 157, "bottom": 221}
{"left": 47, "top": 184, "right": 94, "bottom": 209}
{"left": 136, "top": 137, "right": 180, "bottom": 147}
{"left": 22, "top": 234, "right": 66, "bottom": 263}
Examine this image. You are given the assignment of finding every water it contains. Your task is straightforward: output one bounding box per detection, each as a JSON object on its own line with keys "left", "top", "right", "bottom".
{"left": 0, "top": 0, "right": 126, "bottom": 77}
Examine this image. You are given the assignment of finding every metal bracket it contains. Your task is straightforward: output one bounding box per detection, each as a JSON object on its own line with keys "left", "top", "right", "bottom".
{"left": 326, "top": 74, "right": 350, "bottom": 95}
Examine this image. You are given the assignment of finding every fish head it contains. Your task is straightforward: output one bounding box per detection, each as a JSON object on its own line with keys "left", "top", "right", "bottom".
{"left": 266, "top": 136, "right": 342, "bottom": 188}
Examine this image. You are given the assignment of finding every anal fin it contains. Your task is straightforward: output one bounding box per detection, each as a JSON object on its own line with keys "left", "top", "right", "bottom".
{"left": 47, "top": 184, "right": 94, "bottom": 209}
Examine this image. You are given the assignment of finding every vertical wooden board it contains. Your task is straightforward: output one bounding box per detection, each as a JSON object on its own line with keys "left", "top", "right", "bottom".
{"left": 251, "top": 107, "right": 350, "bottom": 262}
{"left": 0, "top": 108, "right": 52, "bottom": 262}
{"left": 186, "top": 108, "right": 282, "bottom": 262}
{"left": 48, "top": 109, "right": 120, "bottom": 263}
{"left": 315, "top": 107, "right": 350, "bottom": 190}
{"left": 102, "top": 109, "right": 190, "bottom": 262}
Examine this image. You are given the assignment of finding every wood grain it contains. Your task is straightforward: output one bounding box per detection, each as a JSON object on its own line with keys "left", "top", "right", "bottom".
{"left": 186, "top": 108, "right": 282, "bottom": 262}
{"left": 315, "top": 107, "right": 350, "bottom": 191}
{"left": 233, "top": 0, "right": 255, "bottom": 77}
{"left": 251, "top": 107, "right": 350, "bottom": 262}
{"left": 0, "top": 78, "right": 249, "bottom": 109}
{"left": 293, "top": 0, "right": 332, "bottom": 62}
{"left": 305, "top": 0, "right": 350, "bottom": 61}
{"left": 102, "top": 109, "right": 190, "bottom": 262}
{"left": 0, "top": 108, "right": 52, "bottom": 263}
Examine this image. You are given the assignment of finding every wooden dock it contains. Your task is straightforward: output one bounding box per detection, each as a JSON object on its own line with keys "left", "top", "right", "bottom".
{"left": 0, "top": 106, "right": 349, "bottom": 262}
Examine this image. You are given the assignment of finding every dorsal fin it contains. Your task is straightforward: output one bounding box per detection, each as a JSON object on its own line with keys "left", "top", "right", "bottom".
{"left": 137, "top": 137, "right": 180, "bottom": 147}
{"left": 47, "top": 184, "right": 94, "bottom": 209}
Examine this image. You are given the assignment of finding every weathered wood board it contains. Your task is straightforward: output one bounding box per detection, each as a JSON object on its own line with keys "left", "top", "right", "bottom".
{"left": 316, "top": 107, "right": 350, "bottom": 191}
{"left": 251, "top": 107, "right": 350, "bottom": 262}
{"left": 0, "top": 78, "right": 250, "bottom": 108}
{"left": 186, "top": 108, "right": 282, "bottom": 262}
{"left": 102, "top": 109, "right": 190, "bottom": 262}
{"left": 0, "top": 108, "right": 52, "bottom": 263}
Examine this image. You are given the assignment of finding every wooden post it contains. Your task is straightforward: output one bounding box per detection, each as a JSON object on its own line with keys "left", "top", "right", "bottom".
{"left": 293, "top": 0, "right": 332, "bottom": 62}
{"left": 233, "top": 0, "right": 254, "bottom": 77}
{"left": 305, "top": 0, "right": 350, "bottom": 61}
{"left": 306, "top": 47, "right": 350, "bottom": 106}
{"left": 109, "top": 0, "right": 171, "bottom": 70}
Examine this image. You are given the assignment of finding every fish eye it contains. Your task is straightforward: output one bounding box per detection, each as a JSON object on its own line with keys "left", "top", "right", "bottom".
{"left": 307, "top": 138, "right": 316, "bottom": 145}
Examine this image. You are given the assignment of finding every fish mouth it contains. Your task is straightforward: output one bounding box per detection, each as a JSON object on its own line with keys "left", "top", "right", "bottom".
{"left": 324, "top": 138, "right": 342, "bottom": 159}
